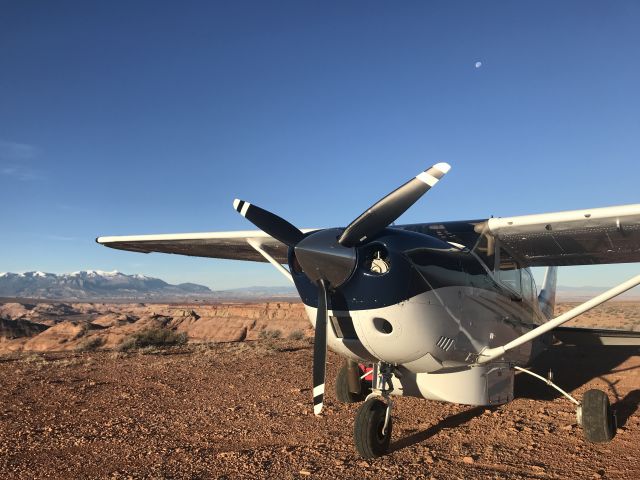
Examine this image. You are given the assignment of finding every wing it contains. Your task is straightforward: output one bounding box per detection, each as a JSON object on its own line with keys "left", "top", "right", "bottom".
{"left": 98, "top": 204, "right": 640, "bottom": 268}
{"left": 96, "top": 230, "right": 293, "bottom": 263}
{"left": 483, "top": 204, "right": 640, "bottom": 267}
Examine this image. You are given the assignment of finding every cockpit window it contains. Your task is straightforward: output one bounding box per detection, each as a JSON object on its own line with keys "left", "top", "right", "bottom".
{"left": 497, "top": 248, "right": 521, "bottom": 294}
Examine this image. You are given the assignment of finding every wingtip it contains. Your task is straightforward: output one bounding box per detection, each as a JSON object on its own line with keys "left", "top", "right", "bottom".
{"left": 232, "top": 198, "right": 241, "bottom": 210}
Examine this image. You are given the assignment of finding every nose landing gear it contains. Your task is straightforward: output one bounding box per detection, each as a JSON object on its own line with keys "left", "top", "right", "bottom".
{"left": 353, "top": 362, "right": 394, "bottom": 458}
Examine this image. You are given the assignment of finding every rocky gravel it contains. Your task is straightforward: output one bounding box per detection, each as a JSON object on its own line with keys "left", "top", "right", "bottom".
{"left": 1, "top": 339, "right": 639, "bottom": 479}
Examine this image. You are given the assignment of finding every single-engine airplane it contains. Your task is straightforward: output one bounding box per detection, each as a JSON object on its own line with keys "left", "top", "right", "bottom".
{"left": 98, "top": 163, "right": 640, "bottom": 458}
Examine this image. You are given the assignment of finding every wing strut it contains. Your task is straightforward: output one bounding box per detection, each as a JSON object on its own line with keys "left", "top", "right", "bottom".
{"left": 246, "top": 238, "right": 293, "bottom": 284}
{"left": 476, "top": 273, "right": 640, "bottom": 364}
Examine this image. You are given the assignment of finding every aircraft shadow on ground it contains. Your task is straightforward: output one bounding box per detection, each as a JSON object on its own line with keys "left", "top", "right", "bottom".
{"left": 515, "top": 344, "right": 640, "bottom": 427}
{"left": 390, "top": 406, "right": 486, "bottom": 452}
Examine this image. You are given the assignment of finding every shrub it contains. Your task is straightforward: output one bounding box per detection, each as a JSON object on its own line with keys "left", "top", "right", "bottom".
{"left": 288, "top": 330, "right": 305, "bottom": 340}
{"left": 117, "top": 337, "right": 137, "bottom": 352}
{"left": 259, "top": 329, "right": 282, "bottom": 340}
{"left": 118, "top": 328, "right": 187, "bottom": 351}
{"left": 75, "top": 336, "right": 105, "bottom": 352}
{"left": 21, "top": 353, "right": 45, "bottom": 364}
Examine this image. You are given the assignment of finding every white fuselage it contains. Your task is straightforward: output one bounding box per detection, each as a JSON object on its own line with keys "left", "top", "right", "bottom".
{"left": 303, "top": 285, "right": 547, "bottom": 406}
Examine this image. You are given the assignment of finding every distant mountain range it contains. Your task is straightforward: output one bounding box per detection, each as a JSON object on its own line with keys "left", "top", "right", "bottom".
{"left": 556, "top": 285, "right": 640, "bottom": 301}
{"left": 0, "top": 271, "right": 213, "bottom": 300}
{"left": 0, "top": 271, "right": 298, "bottom": 301}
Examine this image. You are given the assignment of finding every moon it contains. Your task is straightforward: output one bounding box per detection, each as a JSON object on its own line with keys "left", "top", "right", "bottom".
{"left": 475, "top": 61, "right": 482, "bottom": 69}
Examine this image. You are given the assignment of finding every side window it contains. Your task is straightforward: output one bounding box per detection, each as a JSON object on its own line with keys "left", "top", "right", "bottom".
{"left": 497, "top": 248, "right": 521, "bottom": 294}
{"left": 521, "top": 269, "right": 536, "bottom": 303}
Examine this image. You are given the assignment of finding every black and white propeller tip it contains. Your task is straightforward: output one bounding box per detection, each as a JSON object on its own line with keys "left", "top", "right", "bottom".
{"left": 415, "top": 162, "right": 450, "bottom": 185}
{"left": 232, "top": 198, "right": 249, "bottom": 217}
{"left": 232, "top": 198, "right": 304, "bottom": 247}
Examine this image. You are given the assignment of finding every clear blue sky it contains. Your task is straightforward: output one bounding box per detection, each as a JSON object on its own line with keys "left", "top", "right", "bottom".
{"left": 1, "top": 1, "right": 639, "bottom": 290}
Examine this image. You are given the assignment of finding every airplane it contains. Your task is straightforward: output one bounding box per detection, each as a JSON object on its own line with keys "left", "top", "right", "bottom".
{"left": 97, "top": 163, "right": 640, "bottom": 458}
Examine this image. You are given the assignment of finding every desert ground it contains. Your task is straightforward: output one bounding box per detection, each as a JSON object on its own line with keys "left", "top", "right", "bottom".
{"left": 1, "top": 300, "right": 639, "bottom": 479}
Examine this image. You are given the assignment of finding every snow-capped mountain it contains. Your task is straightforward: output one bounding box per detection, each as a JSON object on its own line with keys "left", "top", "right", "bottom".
{"left": 0, "top": 271, "right": 213, "bottom": 300}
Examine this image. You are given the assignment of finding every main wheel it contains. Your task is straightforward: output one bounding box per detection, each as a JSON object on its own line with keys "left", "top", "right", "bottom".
{"left": 354, "top": 398, "right": 392, "bottom": 458}
{"left": 336, "top": 363, "right": 369, "bottom": 403}
{"left": 581, "top": 389, "right": 616, "bottom": 443}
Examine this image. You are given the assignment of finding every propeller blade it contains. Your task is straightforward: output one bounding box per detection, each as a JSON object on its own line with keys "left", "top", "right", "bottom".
{"left": 233, "top": 199, "right": 304, "bottom": 247}
{"left": 312, "top": 279, "right": 329, "bottom": 416}
{"left": 338, "top": 162, "right": 451, "bottom": 247}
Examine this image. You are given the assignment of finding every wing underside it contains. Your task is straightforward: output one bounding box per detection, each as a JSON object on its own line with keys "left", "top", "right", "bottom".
{"left": 485, "top": 204, "right": 640, "bottom": 267}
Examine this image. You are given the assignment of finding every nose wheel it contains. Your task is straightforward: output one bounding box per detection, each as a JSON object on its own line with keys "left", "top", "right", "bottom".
{"left": 354, "top": 397, "right": 393, "bottom": 458}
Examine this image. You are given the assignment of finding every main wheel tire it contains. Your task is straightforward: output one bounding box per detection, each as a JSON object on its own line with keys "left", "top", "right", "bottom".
{"left": 354, "top": 398, "right": 392, "bottom": 459}
{"left": 336, "top": 364, "right": 369, "bottom": 403}
{"left": 581, "top": 389, "right": 616, "bottom": 443}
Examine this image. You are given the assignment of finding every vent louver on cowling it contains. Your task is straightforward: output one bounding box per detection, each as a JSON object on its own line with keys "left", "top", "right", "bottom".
{"left": 436, "top": 335, "right": 455, "bottom": 351}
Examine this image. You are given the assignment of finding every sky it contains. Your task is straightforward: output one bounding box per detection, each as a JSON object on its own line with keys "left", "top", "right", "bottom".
{"left": 1, "top": 1, "right": 640, "bottom": 290}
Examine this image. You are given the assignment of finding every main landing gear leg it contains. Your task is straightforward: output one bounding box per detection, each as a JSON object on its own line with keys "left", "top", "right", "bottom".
{"left": 514, "top": 366, "right": 617, "bottom": 443}
{"left": 353, "top": 362, "right": 394, "bottom": 459}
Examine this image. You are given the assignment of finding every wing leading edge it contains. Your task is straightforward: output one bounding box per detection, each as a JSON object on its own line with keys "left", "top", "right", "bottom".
{"left": 96, "top": 230, "right": 292, "bottom": 263}
{"left": 97, "top": 204, "right": 640, "bottom": 268}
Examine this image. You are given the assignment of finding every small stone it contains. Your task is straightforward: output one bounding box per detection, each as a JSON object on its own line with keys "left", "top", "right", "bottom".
{"left": 299, "top": 470, "right": 311, "bottom": 476}
{"left": 462, "top": 456, "right": 474, "bottom": 464}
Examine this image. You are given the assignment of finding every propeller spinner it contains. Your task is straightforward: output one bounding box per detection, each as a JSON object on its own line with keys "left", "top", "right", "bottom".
{"left": 233, "top": 162, "right": 450, "bottom": 415}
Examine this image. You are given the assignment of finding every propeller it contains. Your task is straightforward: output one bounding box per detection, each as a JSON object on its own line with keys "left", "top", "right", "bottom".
{"left": 338, "top": 162, "right": 451, "bottom": 247}
{"left": 233, "top": 199, "right": 303, "bottom": 247}
{"left": 233, "top": 162, "right": 451, "bottom": 415}
{"left": 312, "top": 279, "right": 328, "bottom": 415}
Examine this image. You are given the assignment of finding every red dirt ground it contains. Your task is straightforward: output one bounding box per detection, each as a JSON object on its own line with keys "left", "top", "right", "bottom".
{"left": 1, "top": 336, "right": 639, "bottom": 479}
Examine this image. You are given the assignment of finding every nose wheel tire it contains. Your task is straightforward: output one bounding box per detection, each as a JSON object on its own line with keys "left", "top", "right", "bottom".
{"left": 354, "top": 398, "right": 392, "bottom": 458}
{"left": 336, "top": 363, "right": 370, "bottom": 403}
{"left": 581, "top": 389, "right": 616, "bottom": 443}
